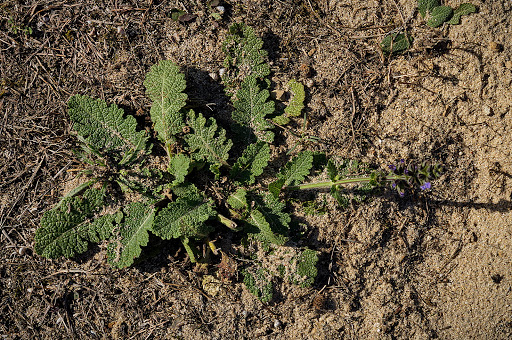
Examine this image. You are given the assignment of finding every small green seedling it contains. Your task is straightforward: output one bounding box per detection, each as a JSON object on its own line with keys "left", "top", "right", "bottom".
{"left": 382, "top": 1, "right": 476, "bottom": 54}
{"left": 8, "top": 17, "right": 33, "bottom": 35}
{"left": 381, "top": 33, "right": 412, "bottom": 54}
{"left": 418, "top": 0, "right": 476, "bottom": 28}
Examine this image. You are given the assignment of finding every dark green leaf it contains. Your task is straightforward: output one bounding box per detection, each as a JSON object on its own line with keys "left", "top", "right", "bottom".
{"left": 107, "top": 202, "right": 155, "bottom": 268}
{"left": 231, "top": 142, "right": 271, "bottom": 184}
{"left": 152, "top": 196, "right": 216, "bottom": 240}
{"left": 68, "top": 95, "right": 149, "bottom": 165}
{"left": 269, "top": 150, "right": 314, "bottom": 197}
{"left": 427, "top": 6, "right": 453, "bottom": 28}
{"left": 381, "top": 33, "right": 412, "bottom": 54}
{"left": 448, "top": 3, "right": 476, "bottom": 25}
{"left": 35, "top": 188, "right": 113, "bottom": 258}
{"left": 418, "top": 0, "right": 440, "bottom": 17}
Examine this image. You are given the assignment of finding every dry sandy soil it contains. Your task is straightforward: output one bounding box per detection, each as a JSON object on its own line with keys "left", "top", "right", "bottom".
{"left": 1, "top": 0, "right": 511, "bottom": 339}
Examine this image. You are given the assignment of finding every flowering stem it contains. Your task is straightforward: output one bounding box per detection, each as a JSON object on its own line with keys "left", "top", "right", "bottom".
{"left": 285, "top": 174, "right": 409, "bottom": 191}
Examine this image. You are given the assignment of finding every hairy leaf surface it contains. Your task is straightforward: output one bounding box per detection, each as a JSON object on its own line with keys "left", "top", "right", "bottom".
{"left": 418, "top": 0, "right": 440, "bottom": 17}
{"left": 153, "top": 196, "right": 216, "bottom": 239}
{"left": 284, "top": 79, "right": 305, "bottom": 117}
{"left": 273, "top": 79, "right": 306, "bottom": 124}
{"left": 168, "top": 154, "right": 190, "bottom": 186}
{"left": 246, "top": 209, "right": 287, "bottom": 245}
{"left": 447, "top": 3, "right": 476, "bottom": 25}
{"left": 427, "top": 6, "right": 453, "bottom": 27}
{"left": 232, "top": 76, "right": 275, "bottom": 143}
{"left": 68, "top": 95, "right": 149, "bottom": 165}
{"left": 269, "top": 151, "right": 314, "bottom": 197}
{"left": 253, "top": 193, "right": 290, "bottom": 239}
{"left": 231, "top": 142, "right": 270, "bottom": 184}
{"left": 222, "top": 23, "right": 270, "bottom": 93}
{"left": 185, "top": 110, "right": 232, "bottom": 169}
{"left": 288, "top": 249, "right": 318, "bottom": 288}
{"left": 227, "top": 188, "right": 248, "bottom": 210}
{"left": 35, "top": 188, "right": 113, "bottom": 258}
{"left": 107, "top": 202, "right": 155, "bottom": 268}
{"left": 144, "top": 60, "right": 188, "bottom": 144}
{"left": 242, "top": 267, "right": 273, "bottom": 303}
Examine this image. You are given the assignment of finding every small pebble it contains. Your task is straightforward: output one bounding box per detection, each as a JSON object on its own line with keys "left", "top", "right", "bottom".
{"left": 488, "top": 41, "right": 502, "bottom": 52}
{"left": 216, "top": 6, "right": 225, "bottom": 14}
{"left": 483, "top": 105, "right": 493, "bottom": 116}
{"left": 209, "top": 72, "right": 219, "bottom": 81}
{"left": 172, "top": 32, "right": 181, "bottom": 43}
{"left": 273, "top": 319, "right": 282, "bottom": 328}
{"left": 218, "top": 68, "right": 226, "bottom": 77}
{"left": 18, "top": 246, "right": 29, "bottom": 256}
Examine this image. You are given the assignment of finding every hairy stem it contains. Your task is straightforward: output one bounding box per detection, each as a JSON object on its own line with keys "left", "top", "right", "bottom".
{"left": 285, "top": 174, "right": 408, "bottom": 191}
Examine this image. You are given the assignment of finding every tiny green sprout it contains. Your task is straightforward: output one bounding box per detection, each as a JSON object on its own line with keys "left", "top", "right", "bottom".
{"left": 417, "top": 0, "right": 476, "bottom": 27}
{"left": 382, "top": 1, "right": 476, "bottom": 54}
{"left": 8, "top": 17, "right": 33, "bottom": 35}
{"left": 381, "top": 33, "right": 412, "bottom": 54}
{"left": 427, "top": 6, "right": 453, "bottom": 28}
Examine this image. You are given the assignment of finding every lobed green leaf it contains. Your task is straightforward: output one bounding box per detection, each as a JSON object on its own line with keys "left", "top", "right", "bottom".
{"left": 232, "top": 76, "right": 275, "bottom": 143}
{"left": 185, "top": 110, "right": 232, "bottom": 171}
{"left": 231, "top": 142, "right": 270, "bottom": 184}
{"left": 68, "top": 95, "right": 149, "bottom": 165}
{"left": 152, "top": 196, "right": 216, "bottom": 240}
{"left": 168, "top": 154, "right": 191, "bottom": 186}
{"left": 35, "top": 187, "right": 113, "bottom": 258}
{"left": 288, "top": 249, "right": 318, "bottom": 288}
{"left": 246, "top": 209, "right": 287, "bottom": 246}
{"left": 242, "top": 267, "right": 273, "bottom": 302}
{"left": 269, "top": 150, "right": 314, "bottom": 197}
{"left": 227, "top": 188, "right": 249, "bottom": 211}
{"left": 107, "top": 202, "right": 155, "bottom": 268}
{"left": 222, "top": 23, "right": 270, "bottom": 94}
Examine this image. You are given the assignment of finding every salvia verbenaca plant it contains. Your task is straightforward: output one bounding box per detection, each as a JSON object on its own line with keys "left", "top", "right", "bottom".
{"left": 35, "top": 23, "right": 443, "bottom": 301}
{"left": 381, "top": 1, "right": 476, "bottom": 54}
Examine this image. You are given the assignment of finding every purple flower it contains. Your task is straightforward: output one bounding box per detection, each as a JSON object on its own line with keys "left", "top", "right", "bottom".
{"left": 399, "top": 191, "right": 405, "bottom": 197}
{"left": 391, "top": 182, "right": 397, "bottom": 188}
{"left": 388, "top": 164, "right": 397, "bottom": 171}
{"left": 420, "top": 182, "right": 431, "bottom": 190}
